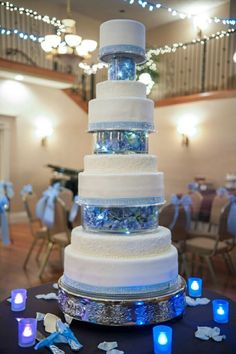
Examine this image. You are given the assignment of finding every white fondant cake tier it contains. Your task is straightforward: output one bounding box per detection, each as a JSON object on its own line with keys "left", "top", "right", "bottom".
{"left": 84, "top": 154, "right": 157, "bottom": 173}
{"left": 88, "top": 97, "right": 154, "bottom": 130}
{"left": 64, "top": 244, "right": 178, "bottom": 289}
{"left": 79, "top": 172, "right": 164, "bottom": 200}
{"left": 71, "top": 226, "right": 171, "bottom": 258}
{"left": 100, "top": 19, "right": 145, "bottom": 51}
{"left": 96, "top": 81, "right": 146, "bottom": 99}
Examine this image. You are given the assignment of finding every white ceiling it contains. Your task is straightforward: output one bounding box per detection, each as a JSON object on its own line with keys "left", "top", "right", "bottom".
{"left": 51, "top": 0, "right": 229, "bottom": 29}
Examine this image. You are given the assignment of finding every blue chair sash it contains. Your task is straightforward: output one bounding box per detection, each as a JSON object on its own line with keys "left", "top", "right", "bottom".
{"left": 187, "top": 182, "right": 199, "bottom": 191}
{"left": 169, "top": 194, "right": 192, "bottom": 231}
{"left": 216, "top": 187, "right": 229, "bottom": 197}
{"left": 0, "top": 180, "right": 14, "bottom": 199}
{"left": 0, "top": 196, "right": 10, "bottom": 246}
{"left": 36, "top": 183, "right": 61, "bottom": 228}
{"left": 227, "top": 196, "right": 236, "bottom": 236}
{"left": 69, "top": 195, "right": 79, "bottom": 222}
{"left": 20, "top": 184, "right": 33, "bottom": 196}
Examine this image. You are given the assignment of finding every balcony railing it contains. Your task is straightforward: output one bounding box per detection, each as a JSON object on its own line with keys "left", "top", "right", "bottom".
{"left": 151, "top": 31, "right": 236, "bottom": 101}
{"left": 0, "top": 3, "right": 75, "bottom": 74}
{"left": 71, "top": 31, "right": 236, "bottom": 102}
{"left": 1, "top": 4, "right": 236, "bottom": 102}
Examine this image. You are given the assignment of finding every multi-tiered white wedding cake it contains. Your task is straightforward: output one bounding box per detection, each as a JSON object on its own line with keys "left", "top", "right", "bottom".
{"left": 59, "top": 19, "right": 185, "bottom": 326}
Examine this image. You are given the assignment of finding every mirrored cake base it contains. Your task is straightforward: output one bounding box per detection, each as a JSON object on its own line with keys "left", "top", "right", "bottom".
{"left": 58, "top": 276, "right": 186, "bottom": 326}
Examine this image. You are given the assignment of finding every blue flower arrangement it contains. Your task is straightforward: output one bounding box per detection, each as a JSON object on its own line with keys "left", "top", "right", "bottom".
{"left": 82, "top": 205, "right": 158, "bottom": 233}
{"left": 95, "top": 130, "right": 148, "bottom": 154}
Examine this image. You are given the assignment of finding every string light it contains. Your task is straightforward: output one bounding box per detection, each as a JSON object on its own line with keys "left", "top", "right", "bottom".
{"left": 0, "top": 26, "right": 43, "bottom": 42}
{"left": 123, "top": 0, "right": 236, "bottom": 26}
{"left": 79, "top": 27, "right": 236, "bottom": 75}
{"left": 0, "top": 1, "right": 62, "bottom": 28}
{"left": 79, "top": 62, "right": 108, "bottom": 75}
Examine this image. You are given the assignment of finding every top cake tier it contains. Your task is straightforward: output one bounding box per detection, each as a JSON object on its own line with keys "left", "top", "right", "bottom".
{"left": 99, "top": 19, "right": 146, "bottom": 63}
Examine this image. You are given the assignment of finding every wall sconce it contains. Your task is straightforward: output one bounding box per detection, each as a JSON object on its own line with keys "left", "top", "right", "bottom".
{"left": 233, "top": 52, "right": 236, "bottom": 63}
{"left": 193, "top": 15, "right": 208, "bottom": 38}
{"left": 36, "top": 120, "right": 53, "bottom": 147}
{"left": 177, "top": 120, "right": 197, "bottom": 147}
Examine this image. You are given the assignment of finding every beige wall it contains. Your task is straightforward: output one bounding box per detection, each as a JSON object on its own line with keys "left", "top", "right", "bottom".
{"left": 147, "top": 3, "right": 230, "bottom": 48}
{"left": 0, "top": 78, "right": 92, "bottom": 212}
{"left": 150, "top": 97, "right": 236, "bottom": 200}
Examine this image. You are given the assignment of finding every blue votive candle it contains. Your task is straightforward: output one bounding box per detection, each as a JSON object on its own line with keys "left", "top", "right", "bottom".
{"left": 11, "top": 289, "right": 27, "bottom": 311}
{"left": 153, "top": 325, "right": 172, "bottom": 354}
{"left": 212, "top": 299, "right": 229, "bottom": 323}
{"left": 18, "top": 318, "right": 37, "bottom": 347}
{"left": 187, "top": 277, "right": 202, "bottom": 297}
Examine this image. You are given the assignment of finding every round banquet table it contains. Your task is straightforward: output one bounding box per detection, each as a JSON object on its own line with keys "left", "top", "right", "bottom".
{"left": 0, "top": 283, "right": 236, "bottom": 354}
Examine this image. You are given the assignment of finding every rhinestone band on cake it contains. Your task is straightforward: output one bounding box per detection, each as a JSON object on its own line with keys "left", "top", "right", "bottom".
{"left": 58, "top": 19, "right": 186, "bottom": 326}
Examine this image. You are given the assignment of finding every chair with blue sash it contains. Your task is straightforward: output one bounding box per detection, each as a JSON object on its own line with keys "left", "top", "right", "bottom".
{"left": 0, "top": 181, "right": 15, "bottom": 245}
{"left": 188, "top": 191, "right": 203, "bottom": 230}
{"left": 0, "top": 195, "right": 10, "bottom": 246}
{"left": 159, "top": 194, "right": 192, "bottom": 277}
{"left": 208, "top": 187, "right": 229, "bottom": 233}
{"left": 58, "top": 187, "right": 73, "bottom": 212}
{"left": 21, "top": 186, "right": 48, "bottom": 269}
{"left": 185, "top": 200, "right": 236, "bottom": 285}
{"left": 37, "top": 196, "right": 70, "bottom": 278}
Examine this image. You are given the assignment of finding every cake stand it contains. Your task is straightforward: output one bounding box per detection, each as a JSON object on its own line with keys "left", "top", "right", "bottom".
{"left": 58, "top": 276, "right": 186, "bottom": 326}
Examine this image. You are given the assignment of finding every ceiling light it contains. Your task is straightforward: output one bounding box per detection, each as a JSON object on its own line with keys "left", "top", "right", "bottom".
{"left": 65, "top": 34, "right": 82, "bottom": 47}
{"left": 41, "top": 40, "right": 53, "bottom": 53}
{"left": 15, "top": 74, "right": 24, "bottom": 81}
{"left": 40, "top": 0, "right": 97, "bottom": 63}
{"left": 80, "top": 39, "right": 97, "bottom": 53}
{"left": 57, "top": 42, "right": 67, "bottom": 54}
{"left": 76, "top": 46, "right": 89, "bottom": 57}
{"left": 62, "top": 18, "right": 76, "bottom": 31}
{"left": 44, "top": 34, "right": 61, "bottom": 48}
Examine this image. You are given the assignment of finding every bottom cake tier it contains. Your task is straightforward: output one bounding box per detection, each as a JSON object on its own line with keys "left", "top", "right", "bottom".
{"left": 60, "top": 226, "right": 186, "bottom": 326}
{"left": 63, "top": 226, "right": 178, "bottom": 295}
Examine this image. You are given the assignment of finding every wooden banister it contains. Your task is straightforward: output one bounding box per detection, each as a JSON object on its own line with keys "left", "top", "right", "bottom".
{"left": 0, "top": 58, "right": 74, "bottom": 85}
{"left": 63, "top": 88, "right": 88, "bottom": 113}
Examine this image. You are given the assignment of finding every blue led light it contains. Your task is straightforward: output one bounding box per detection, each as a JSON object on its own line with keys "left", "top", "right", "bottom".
{"left": 0, "top": 26, "right": 42, "bottom": 43}
{"left": 94, "top": 130, "right": 148, "bottom": 154}
{"left": 108, "top": 57, "right": 136, "bottom": 80}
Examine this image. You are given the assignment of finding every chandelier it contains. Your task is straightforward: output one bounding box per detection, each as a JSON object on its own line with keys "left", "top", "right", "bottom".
{"left": 40, "top": 0, "right": 97, "bottom": 62}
